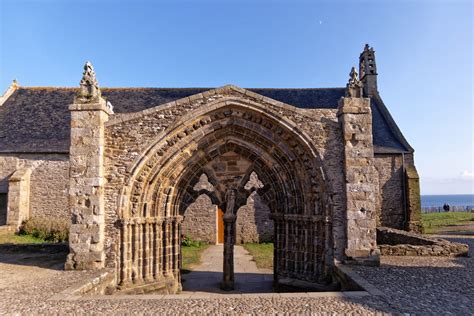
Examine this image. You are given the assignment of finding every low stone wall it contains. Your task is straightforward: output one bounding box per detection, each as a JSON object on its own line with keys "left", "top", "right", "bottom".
{"left": 377, "top": 227, "right": 469, "bottom": 257}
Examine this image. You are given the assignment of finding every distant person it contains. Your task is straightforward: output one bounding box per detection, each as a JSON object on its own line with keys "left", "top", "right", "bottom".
{"left": 443, "top": 203, "right": 450, "bottom": 212}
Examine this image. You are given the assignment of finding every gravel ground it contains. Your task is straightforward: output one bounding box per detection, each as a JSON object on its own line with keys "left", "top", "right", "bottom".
{"left": 0, "top": 237, "right": 472, "bottom": 315}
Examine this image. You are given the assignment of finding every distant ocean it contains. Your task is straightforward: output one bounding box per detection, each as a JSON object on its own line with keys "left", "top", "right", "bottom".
{"left": 421, "top": 194, "right": 474, "bottom": 208}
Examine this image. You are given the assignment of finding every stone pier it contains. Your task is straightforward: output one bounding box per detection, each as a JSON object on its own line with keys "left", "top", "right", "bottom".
{"left": 338, "top": 67, "right": 380, "bottom": 266}
{"left": 65, "top": 62, "right": 112, "bottom": 270}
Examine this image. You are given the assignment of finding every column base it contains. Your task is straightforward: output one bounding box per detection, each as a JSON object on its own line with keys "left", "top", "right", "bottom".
{"left": 64, "top": 252, "right": 105, "bottom": 270}
{"left": 221, "top": 280, "right": 235, "bottom": 291}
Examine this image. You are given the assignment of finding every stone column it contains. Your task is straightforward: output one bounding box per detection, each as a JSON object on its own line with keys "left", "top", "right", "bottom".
{"left": 405, "top": 165, "right": 423, "bottom": 233}
{"left": 6, "top": 168, "right": 32, "bottom": 229}
{"left": 221, "top": 214, "right": 236, "bottom": 290}
{"left": 338, "top": 86, "right": 380, "bottom": 266}
{"left": 65, "top": 61, "right": 113, "bottom": 270}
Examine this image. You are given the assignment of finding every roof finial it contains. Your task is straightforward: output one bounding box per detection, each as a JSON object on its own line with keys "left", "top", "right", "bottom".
{"left": 76, "top": 61, "right": 102, "bottom": 103}
{"left": 346, "top": 66, "right": 363, "bottom": 98}
{"left": 364, "top": 43, "right": 374, "bottom": 52}
{"left": 12, "top": 79, "right": 19, "bottom": 89}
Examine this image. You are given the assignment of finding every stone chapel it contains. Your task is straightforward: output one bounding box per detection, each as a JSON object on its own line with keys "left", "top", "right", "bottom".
{"left": 0, "top": 45, "right": 422, "bottom": 293}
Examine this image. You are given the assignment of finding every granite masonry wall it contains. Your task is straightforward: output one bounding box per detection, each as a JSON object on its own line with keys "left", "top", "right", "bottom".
{"left": 0, "top": 154, "right": 69, "bottom": 227}
{"left": 236, "top": 193, "right": 273, "bottom": 244}
{"left": 30, "top": 158, "right": 69, "bottom": 219}
{"left": 182, "top": 194, "right": 216, "bottom": 244}
{"left": 374, "top": 154, "right": 405, "bottom": 229}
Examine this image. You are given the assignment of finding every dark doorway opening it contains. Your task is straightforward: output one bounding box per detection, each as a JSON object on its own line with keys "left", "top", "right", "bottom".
{"left": 0, "top": 193, "right": 7, "bottom": 226}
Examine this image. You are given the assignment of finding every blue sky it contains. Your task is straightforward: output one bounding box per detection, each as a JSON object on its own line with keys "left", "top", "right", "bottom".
{"left": 0, "top": 0, "right": 472, "bottom": 194}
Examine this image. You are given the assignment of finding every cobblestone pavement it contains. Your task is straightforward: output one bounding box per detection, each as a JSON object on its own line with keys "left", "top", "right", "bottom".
{"left": 0, "top": 237, "right": 472, "bottom": 315}
{"left": 352, "top": 236, "right": 474, "bottom": 315}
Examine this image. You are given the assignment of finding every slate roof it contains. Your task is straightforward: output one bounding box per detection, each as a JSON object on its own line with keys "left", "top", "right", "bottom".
{"left": 0, "top": 87, "right": 411, "bottom": 154}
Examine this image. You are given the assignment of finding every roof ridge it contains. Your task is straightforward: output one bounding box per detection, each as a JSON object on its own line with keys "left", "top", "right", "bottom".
{"left": 17, "top": 86, "right": 346, "bottom": 90}
{"left": 248, "top": 87, "right": 345, "bottom": 90}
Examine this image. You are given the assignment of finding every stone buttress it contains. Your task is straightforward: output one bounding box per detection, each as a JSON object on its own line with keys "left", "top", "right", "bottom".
{"left": 65, "top": 62, "right": 113, "bottom": 270}
{"left": 337, "top": 67, "right": 380, "bottom": 266}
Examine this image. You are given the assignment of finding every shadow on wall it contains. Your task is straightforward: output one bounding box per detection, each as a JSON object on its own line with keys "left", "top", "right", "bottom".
{"left": 236, "top": 192, "right": 273, "bottom": 244}
{"left": 377, "top": 155, "right": 405, "bottom": 230}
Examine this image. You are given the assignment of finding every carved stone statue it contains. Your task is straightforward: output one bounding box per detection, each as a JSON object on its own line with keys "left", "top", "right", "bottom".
{"left": 224, "top": 188, "right": 236, "bottom": 216}
{"left": 346, "top": 67, "right": 363, "bottom": 98}
{"left": 76, "top": 61, "right": 102, "bottom": 103}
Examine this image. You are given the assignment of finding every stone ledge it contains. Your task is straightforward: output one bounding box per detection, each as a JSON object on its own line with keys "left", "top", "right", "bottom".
{"left": 334, "top": 264, "right": 384, "bottom": 296}
{"left": 377, "top": 227, "right": 469, "bottom": 257}
{"left": 49, "top": 269, "right": 115, "bottom": 301}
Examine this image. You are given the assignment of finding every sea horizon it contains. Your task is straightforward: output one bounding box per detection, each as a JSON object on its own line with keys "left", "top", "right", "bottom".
{"left": 421, "top": 194, "right": 474, "bottom": 208}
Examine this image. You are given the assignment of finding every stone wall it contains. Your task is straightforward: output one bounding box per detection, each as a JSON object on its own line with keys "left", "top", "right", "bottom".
{"left": 236, "top": 192, "right": 273, "bottom": 243}
{"left": 6, "top": 168, "right": 31, "bottom": 227}
{"left": 374, "top": 154, "right": 405, "bottom": 229}
{"left": 405, "top": 165, "right": 422, "bottom": 232}
{"left": 0, "top": 154, "right": 69, "bottom": 226}
{"left": 30, "top": 159, "right": 69, "bottom": 219}
{"left": 182, "top": 194, "right": 216, "bottom": 244}
{"left": 0, "top": 155, "right": 17, "bottom": 194}
{"left": 377, "top": 227, "right": 469, "bottom": 257}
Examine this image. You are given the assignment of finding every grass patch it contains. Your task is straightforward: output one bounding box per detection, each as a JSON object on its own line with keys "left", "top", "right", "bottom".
{"left": 181, "top": 243, "right": 209, "bottom": 273}
{"left": 243, "top": 242, "right": 274, "bottom": 269}
{"left": 422, "top": 212, "right": 474, "bottom": 234}
{"left": 0, "top": 229, "right": 47, "bottom": 244}
{"left": 19, "top": 217, "right": 69, "bottom": 243}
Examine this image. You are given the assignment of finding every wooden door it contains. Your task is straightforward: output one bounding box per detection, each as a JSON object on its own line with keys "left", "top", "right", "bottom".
{"left": 217, "top": 207, "right": 224, "bottom": 244}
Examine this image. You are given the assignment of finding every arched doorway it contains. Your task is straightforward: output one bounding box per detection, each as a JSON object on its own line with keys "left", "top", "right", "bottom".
{"left": 116, "top": 100, "right": 334, "bottom": 293}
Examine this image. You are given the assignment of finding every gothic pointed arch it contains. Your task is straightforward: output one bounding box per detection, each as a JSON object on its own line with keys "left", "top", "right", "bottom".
{"left": 113, "top": 93, "right": 335, "bottom": 292}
